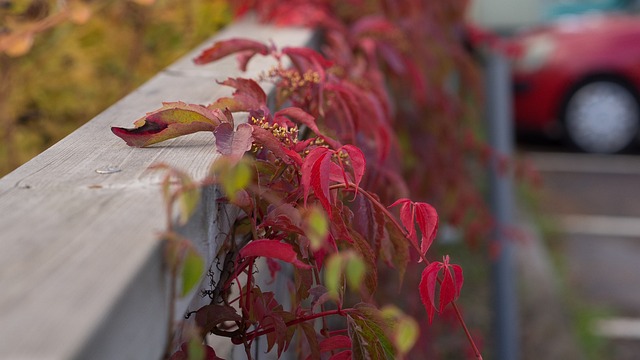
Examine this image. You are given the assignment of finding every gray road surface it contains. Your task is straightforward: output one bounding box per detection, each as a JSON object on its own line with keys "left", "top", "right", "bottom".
{"left": 526, "top": 151, "right": 640, "bottom": 359}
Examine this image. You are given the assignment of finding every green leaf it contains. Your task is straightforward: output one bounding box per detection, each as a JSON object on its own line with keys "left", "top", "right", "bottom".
{"left": 350, "top": 303, "right": 396, "bottom": 359}
{"left": 395, "top": 316, "right": 419, "bottom": 355}
{"left": 187, "top": 337, "right": 205, "bottom": 360}
{"left": 381, "top": 305, "right": 419, "bottom": 355}
{"left": 178, "top": 185, "right": 199, "bottom": 225}
{"left": 348, "top": 317, "right": 367, "bottom": 360}
{"left": 345, "top": 254, "right": 365, "bottom": 292}
{"left": 325, "top": 253, "right": 343, "bottom": 300}
{"left": 305, "top": 206, "right": 328, "bottom": 250}
{"left": 181, "top": 247, "right": 204, "bottom": 296}
{"left": 211, "top": 157, "right": 253, "bottom": 201}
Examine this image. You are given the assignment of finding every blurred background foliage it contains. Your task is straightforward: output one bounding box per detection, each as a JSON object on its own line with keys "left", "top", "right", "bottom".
{"left": 0, "top": 0, "right": 231, "bottom": 176}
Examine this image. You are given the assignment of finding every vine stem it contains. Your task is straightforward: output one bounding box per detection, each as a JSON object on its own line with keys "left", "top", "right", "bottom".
{"left": 241, "top": 308, "right": 355, "bottom": 343}
{"left": 329, "top": 182, "right": 483, "bottom": 359}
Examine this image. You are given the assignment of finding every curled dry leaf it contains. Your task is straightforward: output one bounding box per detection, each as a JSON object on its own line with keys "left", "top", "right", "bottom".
{"left": 111, "top": 102, "right": 225, "bottom": 147}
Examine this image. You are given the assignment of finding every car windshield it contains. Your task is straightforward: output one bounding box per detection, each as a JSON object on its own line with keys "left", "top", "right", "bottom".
{"left": 546, "top": 0, "right": 639, "bottom": 18}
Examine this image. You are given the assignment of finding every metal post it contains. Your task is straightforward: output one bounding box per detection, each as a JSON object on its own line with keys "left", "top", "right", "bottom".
{"left": 485, "top": 50, "right": 519, "bottom": 360}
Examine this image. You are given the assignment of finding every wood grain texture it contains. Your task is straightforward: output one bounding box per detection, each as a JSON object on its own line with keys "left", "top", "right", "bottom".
{"left": 0, "top": 16, "right": 316, "bottom": 359}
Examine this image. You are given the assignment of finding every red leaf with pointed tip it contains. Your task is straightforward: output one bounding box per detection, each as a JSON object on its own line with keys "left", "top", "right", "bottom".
{"left": 302, "top": 147, "right": 330, "bottom": 206}
{"left": 214, "top": 123, "right": 254, "bottom": 163}
{"left": 340, "top": 145, "right": 366, "bottom": 191}
{"left": 194, "top": 38, "right": 269, "bottom": 65}
{"left": 240, "top": 239, "right": 311, "bottom": 269}
{"left": 446, "top": 255, "right": 464, "bottom": 298}
{"left": 415, "top": 202, "right": 438, "bottom": 257}
{"left": 111, "top": 102, "right": 223, "bottom": 147}
{"left": 389, "top": 198, "right": 417, "bottom": 247}
{"left": 310, "top": 152, "right": 332, "bottom": 216}
{"left": 420, "top": 261, "right": 441, "bottom": 323}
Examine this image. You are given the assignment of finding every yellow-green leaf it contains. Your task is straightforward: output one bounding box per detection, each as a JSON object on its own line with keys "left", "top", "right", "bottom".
{"left": 381, "top": 305, "right": 419, "bottom": 356}
{"left": 178, "top": 186, "right": 200, "bottom": 225}
{"left": 395, "top": 317, "right": 419, "bottom": 355}
{"left": 181, "top": 247, "right": 204, "bottom": 297}
{"left": 212, "top": 157, "right": 253, "bottom": 201}
{"left": 305, "top": 206, "right": 328, "bottom": 250}
{"left": 187, "top": 336, "right": 205, "bottom": 360}
{"left": 345, "top": 254, "right": 365, "bottom": 292}
{"left": 325, "top": 253, "right": 343, "bottom": 300}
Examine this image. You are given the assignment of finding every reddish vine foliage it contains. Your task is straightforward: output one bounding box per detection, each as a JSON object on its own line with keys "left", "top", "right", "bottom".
{"left": 113, "top": 1, "right": 493, "bottom": 359}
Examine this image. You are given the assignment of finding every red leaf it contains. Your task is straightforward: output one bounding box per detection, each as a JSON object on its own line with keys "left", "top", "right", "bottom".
{"left": 415, "top": 202, "right": 438, "bottom": 258}
{"left": 240, "top": 239, "right": 311, "bottom": 269}
{"left": 328, "top": 350, "right": 352, "bottom": 360}
{"left": 214, "top": 123, "right": 254, "bottom": 163}
{"left": 311, "top": 152, "right": 333, "bottom": 216}
{"left": 389, "top": 198, "right": 417, "bottom": 247}
{"left": 446, "top": 255, "right": 464, "bottom": 298}
{"left": 267, "top": 3, "right": 339, "bottom": 28}
{"left": 219, "top": 77, "right": 267, "bottom": 106}
{"left": 170, "top": 343, "right": 222, "bottom": 360}
{"left": 194, "top": 38, "right": 269, "bottom": 65}
{"left": 419, "top": 262, "right": 441, "bottom": 324}
{"left": 111, "top": 102, "right": 223, "bottom": 147}
{"left": 320, "top": 335, "right": 352, "bottom": 353}
{"left": 419, "top": 256, "right": 464, "bottom": 323}
{"left": 262, "top": 203, "right": 305, "bottom": 235}
{"left": 195, "top": 304, "right": 242, "bottom": 333}
{"left": 440, "top": 266, "right": 456, "bottom": 312}
{"left": 302, "top": 147, "right": 330, "bottom": 206}
{"left": 350, "top": 16, "right": 400, "bottom": 39}
{"left": 282, "top": 46, "right": 333, "bottom": 72}
{"left": 340, "top": 145, "right": 366, "bottom": 191}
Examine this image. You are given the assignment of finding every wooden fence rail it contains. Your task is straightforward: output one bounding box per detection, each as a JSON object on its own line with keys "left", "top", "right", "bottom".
{"left": 0, "top": 16, "right": 316, "bottom": 359}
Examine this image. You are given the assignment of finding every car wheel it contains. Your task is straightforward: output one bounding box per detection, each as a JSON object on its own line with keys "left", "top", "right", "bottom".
{"left": 562, "top": 79, "right": 640, "bottom": 153}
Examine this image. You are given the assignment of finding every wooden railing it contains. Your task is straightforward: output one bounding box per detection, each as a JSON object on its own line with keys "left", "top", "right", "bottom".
{"left": 0, "top": 16, "right": 317, "bottom": 359}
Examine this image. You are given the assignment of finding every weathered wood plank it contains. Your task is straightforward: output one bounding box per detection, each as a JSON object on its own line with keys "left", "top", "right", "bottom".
{"left": 0, "top": 16, "right": 316, "bottom": 359}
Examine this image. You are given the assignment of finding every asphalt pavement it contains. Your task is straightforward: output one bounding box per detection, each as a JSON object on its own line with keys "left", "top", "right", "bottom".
{"left": 522, "top": 147, "right": 640, "bottom": 359}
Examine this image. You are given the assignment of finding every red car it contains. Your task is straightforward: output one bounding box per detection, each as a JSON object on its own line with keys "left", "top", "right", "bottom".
{"left": 512, "top": 14, "right": 640, "bottom": 153}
